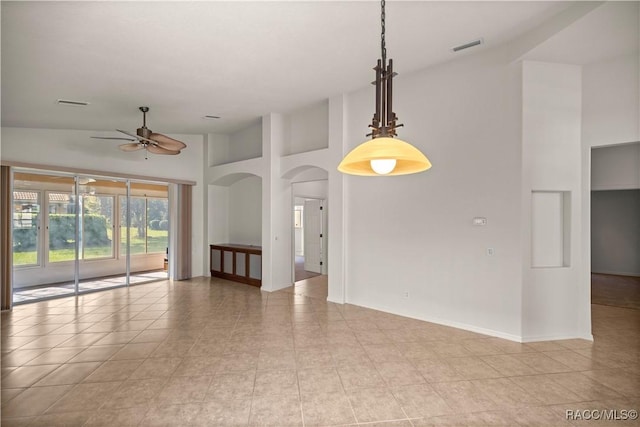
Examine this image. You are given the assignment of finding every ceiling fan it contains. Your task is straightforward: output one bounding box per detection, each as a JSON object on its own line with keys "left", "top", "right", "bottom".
{"left": 92, "top": 106, "right": 186, "bottom": 156}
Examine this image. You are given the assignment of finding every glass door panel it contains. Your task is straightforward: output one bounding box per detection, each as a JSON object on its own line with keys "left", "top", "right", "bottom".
{"left": 79, "top": 177, "right": 127, "bottom": 293}
{"left": 128, "top": 182, "right": 169, "bottom": 284}
{"left": 12, "top": 172, "right": 76, "bottom": 304}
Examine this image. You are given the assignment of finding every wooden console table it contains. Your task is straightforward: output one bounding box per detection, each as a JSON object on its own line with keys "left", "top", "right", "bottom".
{"left": 210, "top": 244, "right": 262, "bottom": 287}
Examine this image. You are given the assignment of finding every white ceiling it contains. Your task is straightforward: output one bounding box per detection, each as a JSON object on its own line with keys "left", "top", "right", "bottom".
{"left": 1, "top": 1, "right": 588, "bottom": 135}
{"left": 524, "top": 1, "right": 639, "bottom": 65}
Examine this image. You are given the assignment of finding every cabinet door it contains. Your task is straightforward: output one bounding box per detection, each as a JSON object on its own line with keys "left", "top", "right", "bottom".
{"left": 211, "top": 249, "right": 221, "bottom": 272}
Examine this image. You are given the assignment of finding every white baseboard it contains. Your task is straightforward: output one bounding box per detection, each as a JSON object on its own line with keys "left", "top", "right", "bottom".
{"left": 521, "top": 333, "right": 594, "bottom": 343}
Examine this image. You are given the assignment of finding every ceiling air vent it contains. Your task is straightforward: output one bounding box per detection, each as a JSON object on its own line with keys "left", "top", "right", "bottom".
{"left": 203, "top": 115, "right": 221, "bottom": 119}
{"left": 56, "top": 99, "right": 89, "bottom": 106}
{"left": 452, "top": 38, "right": 483, "bottom": 53}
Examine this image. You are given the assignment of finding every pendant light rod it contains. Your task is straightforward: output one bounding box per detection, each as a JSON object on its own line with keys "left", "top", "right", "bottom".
{"left": 338, "top": 0, "right": 432, "bottom": 176}
{"left": 369, "top": 0, "right": 402, "bottom": 140}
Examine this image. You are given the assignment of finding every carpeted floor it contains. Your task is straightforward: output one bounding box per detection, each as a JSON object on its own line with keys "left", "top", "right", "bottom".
{"left": 591, "top": 273, "right": 640, "bottom": 310}
{"left": 295, "top": 255, "right": 321, "bottom": 282}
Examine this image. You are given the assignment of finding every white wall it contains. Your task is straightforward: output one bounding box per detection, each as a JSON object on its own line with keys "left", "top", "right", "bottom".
{"left": 591, "top": 143, "right": 640, "bottom": 190}
{"left": 1, "top": 127, "right": 206, "bottom": 277}
{"left": 283, "top": 100, "right": 329, "bottom": 156}
{"left": 582, "top": 54, "right": 640, "bottom": 148}
{"left": 209, "top": 121, "right": 262, "bottom": 166}
{"left": 292, "top": 180, "right": 328, "bottom": 199}
{"left": 228, "top": 121, "right": 262, "bottom": 163}
{"left": 343, "top": 47, "right": 524, "bottom": 340}
{"left": 228, "top": 175, "right": 262, "bottom": 245}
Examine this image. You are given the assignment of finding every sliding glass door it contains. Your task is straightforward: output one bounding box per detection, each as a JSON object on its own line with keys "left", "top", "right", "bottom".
{"left": 11, "top": 168, "right": 170, "bottom": 304}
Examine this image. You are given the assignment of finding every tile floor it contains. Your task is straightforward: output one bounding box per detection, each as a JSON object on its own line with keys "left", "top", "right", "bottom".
{"left": 1, "top": 275, "right": 639, "bottom": 426}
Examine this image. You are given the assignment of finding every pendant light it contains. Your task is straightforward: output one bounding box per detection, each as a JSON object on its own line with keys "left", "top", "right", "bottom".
{"left": 338, "top": 0, "right": 432, "bottom": 176}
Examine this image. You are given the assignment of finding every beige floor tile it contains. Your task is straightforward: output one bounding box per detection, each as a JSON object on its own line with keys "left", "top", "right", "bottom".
{"left": 471, "top": 378, "right": 542, "bottom": 409}
{"left": 543, "top": 350, "right": 609, "bottom": 371}
{"left": 45, "top": 381, "right": 121, "bottom": 414}
{"left": 101, "top": 377, "right": 167, "bottom": 409}
{"left": 130, "top": 357, "right": 182, "bottom": 379}
{"left": 582, "top": 369, "right": 640, "bottom": 397}
{"left": 248, "top": 394, "right": 302, "bottom": 426}
{"left": 1, "top": 364, "right": 60, "bottom": 389}
{"left": 155, "top": 376, "right": 211, "bottom": 405}
{"left": 1, "top": 388, "right": 25, "bottom": 405}
{"left": 375, "top": 361, "right": 427, "bottom": 387}
{"left": 301, "top": 391, "right": 356, "bottom": 426}
{"left": 547, "top": 372, "right": 623, "bottom": 401}
{"left": 346, "top": 387, "right": 406, "bottom": 423}
{"left": 34, "top": 361, "right": 101, "bottom": 386}
{"left": 430, "top": 381, "right": 500, "bottom": 414}
{"left": 200, "top": 397, "right": 251, "bottom": 426}
{"left": 298, "top": 367, "right": 344, "bottom": 396}
{"left": 446, "top": 356, "right": 502, "bottom": 380}
{"left": 337, "top": 362, "right": 385, "bottom": 390}
{"left": 0, "top": 416, "right": 34, "bottom": 427}
{"left": 58, "top": 333, "right": 108, "bottom": 348}
{"left": 460, "top": 339, "right": 505, "bottom": 356}
{"left": 206, "top": 370, "right": 256, "bottom": 400}
{"left": 110, "top": 342, "right": 160, "bottom": 360}
{"left": 1, "top": 384, "right": 73, "bottom": 417}
{"left": 413, "top": 358, "right": 464, "bottom": 383}
{"left": 390, "top": 383, "right": 454, "bottom": 418}
{"left": 83, "top": 359, "right": 143, "bottom": 383}
{"left": 509, "top": 375, "right": 584, "bottom": 405}
{"left": 512, "top": 352, "right": 573, "bottom": 374}
{"left": 24, "top": 347, "right": 85, "bottom": 366}
{"left": 93, "top": 331, "right": 141, "bottom": 346}
{"left": 129, "top": 329, "right": 171, "bottom": 343}
{"left": 173, "top": 356, "right": 220, "bottom": 377}
{"left": 29, "top": 411, "right": 91, "bottom": 427}
{"left": 140, "top": 403, "right": 205, "bottom": 427}
{"left": 1, "top": 348, "right": 49, "bottom": 368}
{"left": 68, "top": 345, "right": 123, "bottom": 363}
{"left": 363, "top": 344, "right": 408, "bottom": 363}
{"left": 84, "top": 406, "right": 150, "bottom": 426}
{"left": 257, "top": 349, "right": 296, "bottom": 370}
{"left": 217, "top": 352, "right": 259, "bottom": 371}
{"left": 295, "top": 346, "right": 334, "bottom": 369}
{"left": 187, "top": 338, "right": 227, "bottom": 357}
{"left": 253, "top": 369, "right": 298, "bottom": 397}
{"left": 18, "top": 334, "right": 74, "bottom": 350}
{"left": 480, "top": 354, "right": 539, "bottom": 377}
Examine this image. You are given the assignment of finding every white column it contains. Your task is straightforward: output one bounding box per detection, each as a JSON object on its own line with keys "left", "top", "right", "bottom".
{"left": 327, "top": 95, "right": 347, "bottom": 303}
{"left": 262, "top": 114, "right": 293, "bottom": 291}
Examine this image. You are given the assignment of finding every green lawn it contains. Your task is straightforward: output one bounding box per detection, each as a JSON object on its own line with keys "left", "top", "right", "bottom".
{"left": 13, "top": 227, "right": 167, "bottom": 266}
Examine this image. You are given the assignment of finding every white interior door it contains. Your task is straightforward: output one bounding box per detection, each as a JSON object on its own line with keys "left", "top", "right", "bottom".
{"left": 303, "top": 199, "right": 323, "bottom": 273}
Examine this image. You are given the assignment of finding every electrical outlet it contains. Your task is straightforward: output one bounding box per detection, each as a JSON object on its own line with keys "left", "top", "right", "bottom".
{"left": 487, "top": 247, "right": 495, "bottom": 256}
{"left": 403, "top": 292, "right": 409, "bottom": 298}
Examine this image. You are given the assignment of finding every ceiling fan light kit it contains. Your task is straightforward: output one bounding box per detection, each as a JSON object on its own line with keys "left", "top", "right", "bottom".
{"left": 92, "top": 106, "right": 186, "bottom": 158}
{"left": 338, "top": 0, "right": 431, "bottom": 176}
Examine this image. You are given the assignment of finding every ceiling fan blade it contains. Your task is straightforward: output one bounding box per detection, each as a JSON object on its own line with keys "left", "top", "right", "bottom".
{"left": 150, "top": 133, "right": 187, "bottom": 150}
{"left": 147, "top": 144, "right": 180, "bottom": 155}
{"left": 116, "top": 129, "right": 158, "bottom": 145}
{"left": 91, "top": 136, "right": 136, "bottom": 141}
{"left": 119, "top": 143, "right": 144, "bottom": 152}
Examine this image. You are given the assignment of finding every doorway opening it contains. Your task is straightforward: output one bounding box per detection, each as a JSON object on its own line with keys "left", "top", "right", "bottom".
{"left": 590, "top": 143, "right": 640, "bottom": 310}
{"left": 294, "top": 198, "right": 325, "bottom": 282}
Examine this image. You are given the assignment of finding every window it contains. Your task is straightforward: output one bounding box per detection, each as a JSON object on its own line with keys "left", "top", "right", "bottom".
{"left": 12, "top": 191, "right": 40, "bottom": 266}
{"left": 120, "top": 196, "right": 168, "bottom": 255}
{"left": 82, "top": 195, "right": 114, "bottom": 259}
{"left": 48, "top": 192, "right": 76, "bottom": 263}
